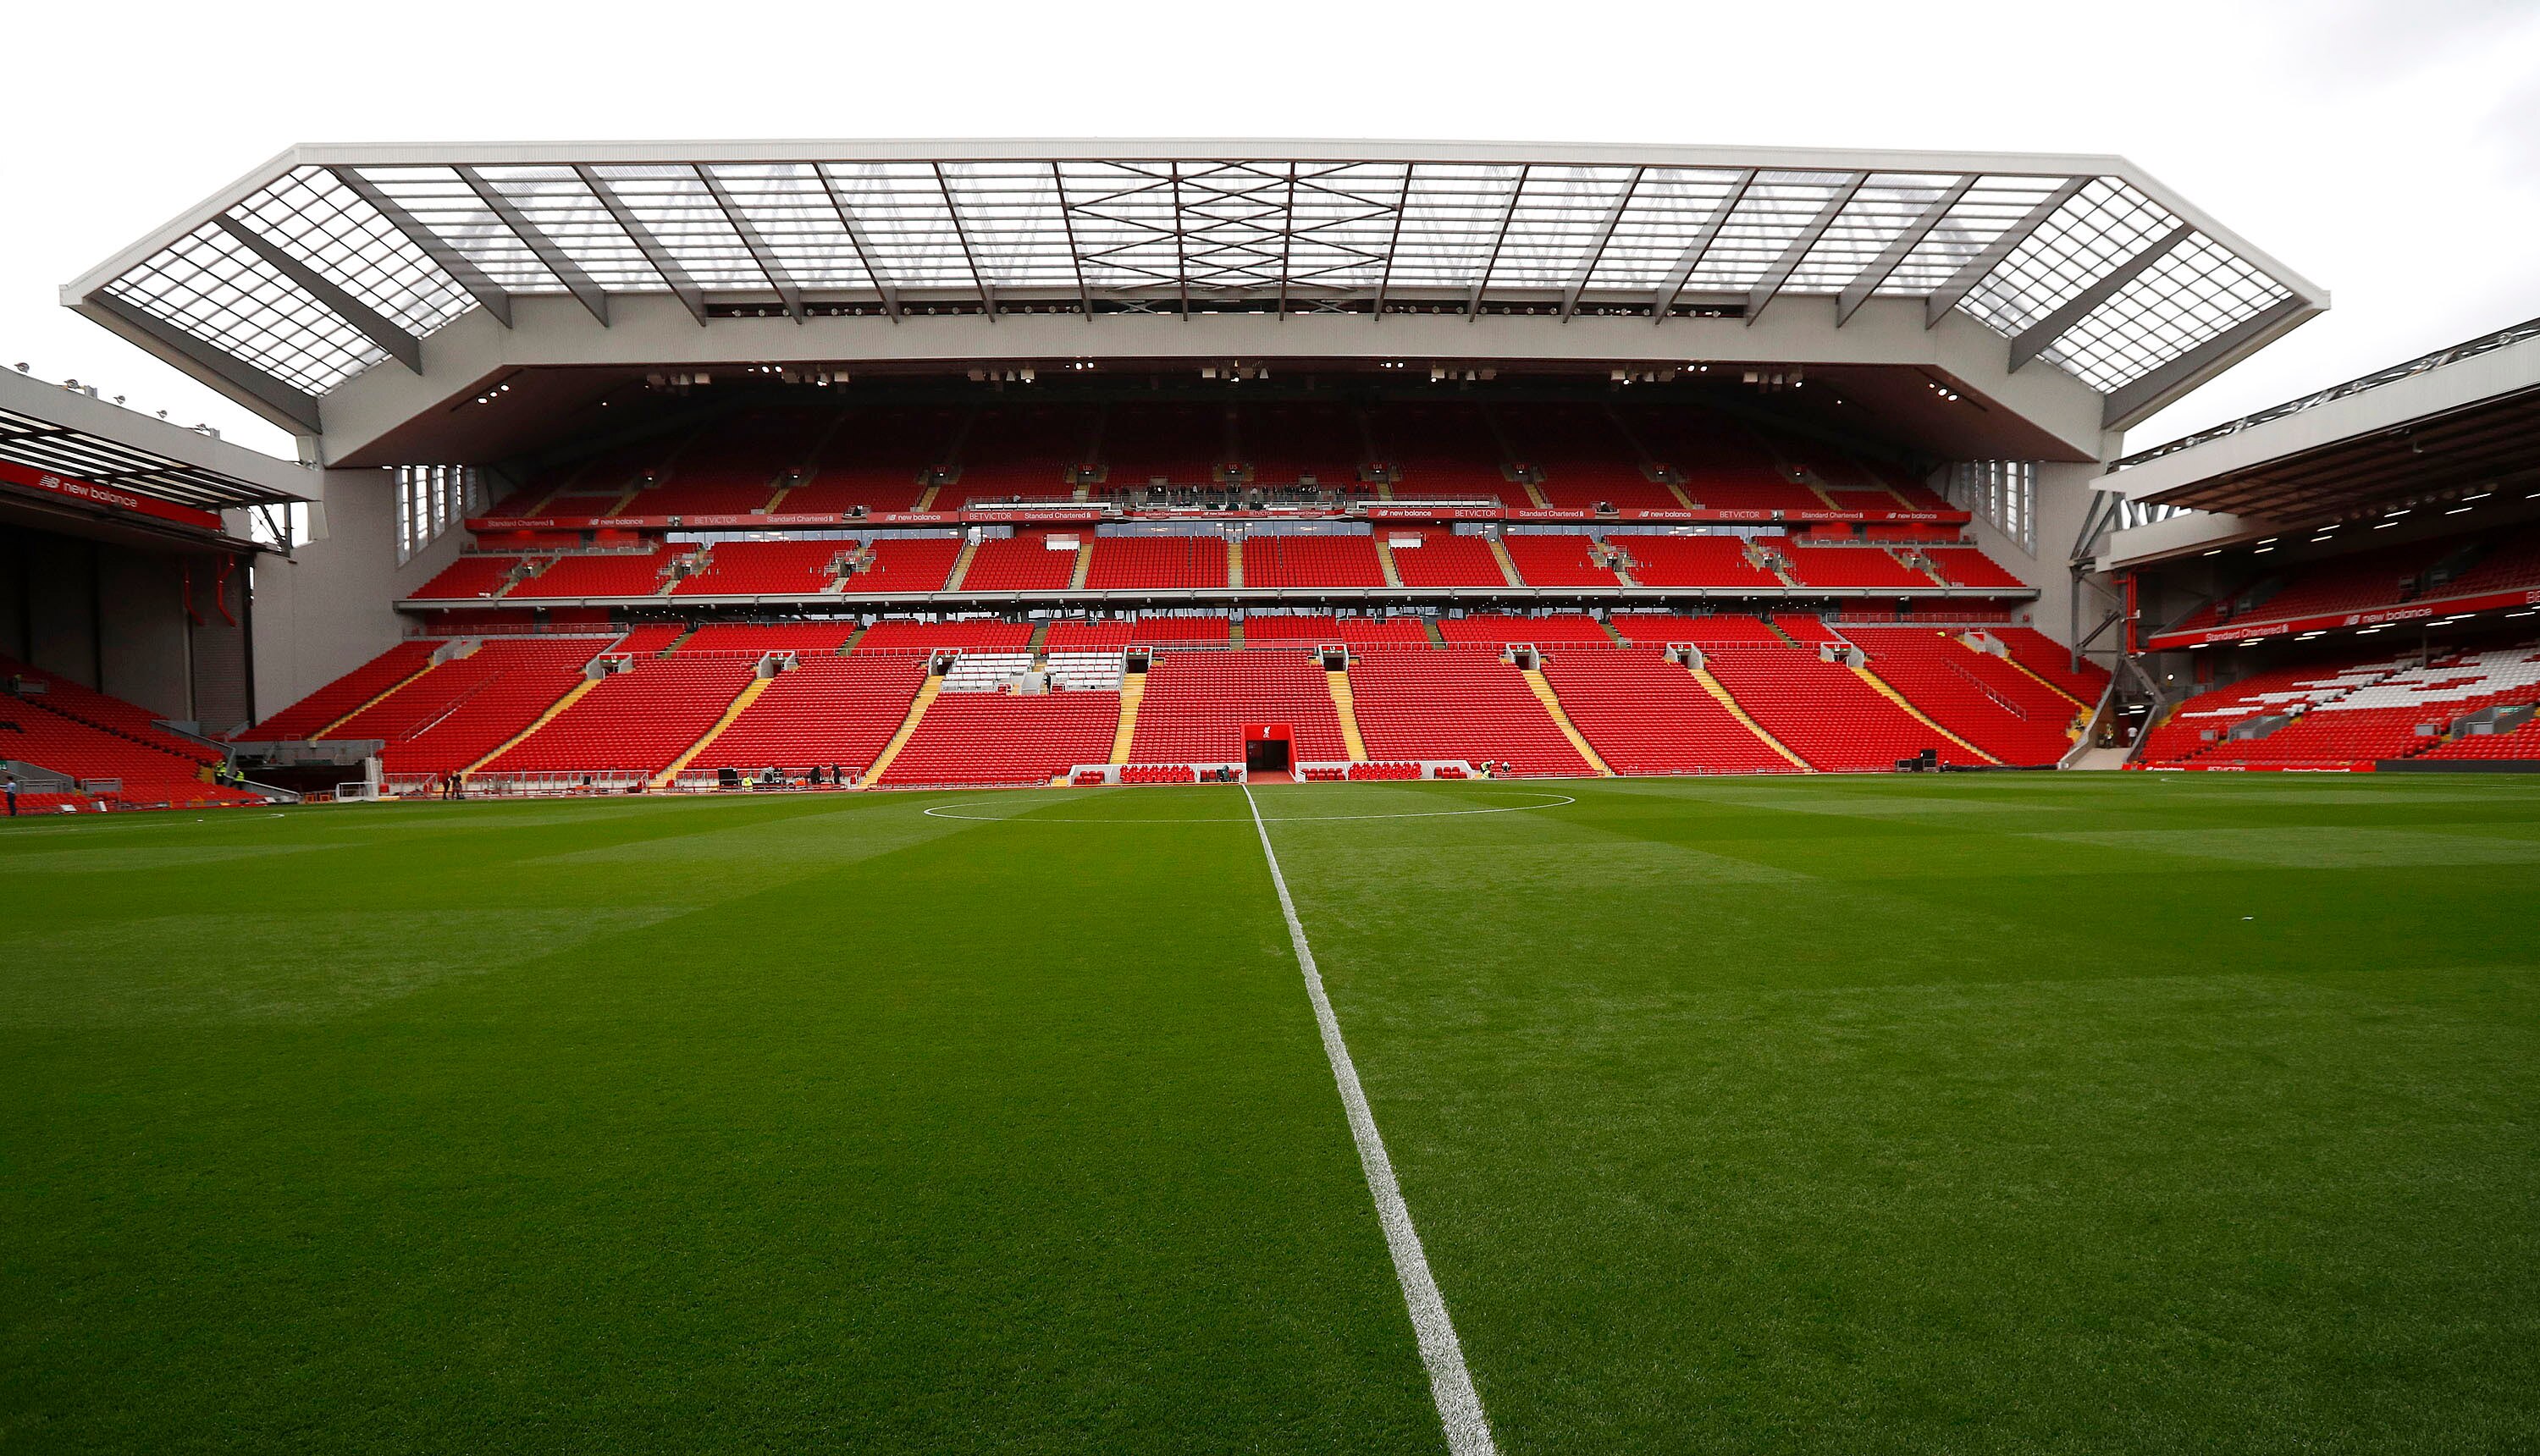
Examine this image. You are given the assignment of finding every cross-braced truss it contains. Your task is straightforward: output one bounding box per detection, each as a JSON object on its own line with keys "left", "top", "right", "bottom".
{"left": 65, "top": 141, "right": 2325, "bottom": 432}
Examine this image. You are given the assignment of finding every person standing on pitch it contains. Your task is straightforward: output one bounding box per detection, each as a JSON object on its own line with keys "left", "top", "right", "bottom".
{"left": 3, "top": 769, "right": 17, "bottom": 817}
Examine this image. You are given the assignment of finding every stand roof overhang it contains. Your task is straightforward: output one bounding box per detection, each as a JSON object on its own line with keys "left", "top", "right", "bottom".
{"left": 64, "top": 139, "right": 2326, "bottom": 441}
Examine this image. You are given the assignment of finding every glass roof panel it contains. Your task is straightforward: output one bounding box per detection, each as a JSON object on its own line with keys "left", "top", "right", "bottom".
{"left": 71, "top": 146, "right": 2321, "bottom": 407}
{"left": 345, "top": 166, "right": 569, "bottom": 293}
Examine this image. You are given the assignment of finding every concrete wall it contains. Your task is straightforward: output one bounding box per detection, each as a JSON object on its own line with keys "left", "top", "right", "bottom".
{"left": 0, "top": 525, "right": 226, "bottom": 721}
{"left": 249, "top": 469, "right": 467, "bottom": 723}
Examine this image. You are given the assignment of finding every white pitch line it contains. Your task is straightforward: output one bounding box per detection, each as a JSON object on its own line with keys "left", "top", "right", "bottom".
{"left": 921, "top": 791, "right": 1572, "bottom": 825}
{"left": 1241, "top": 782, "right": 1497, "bottom": 1456}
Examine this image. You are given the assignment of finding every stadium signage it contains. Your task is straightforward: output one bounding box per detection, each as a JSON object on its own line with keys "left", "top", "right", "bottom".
{"left": 2148, "top": 587, "right": 2540, "bottom": 648}
{"left": 474, "top": 505, "right": 1972, "bottom": 532}
{"left": 0, "top": 460, "right": 223, "bottom": 532}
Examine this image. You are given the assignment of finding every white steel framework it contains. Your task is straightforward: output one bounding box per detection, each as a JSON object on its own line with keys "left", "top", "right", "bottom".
{"left": 66, "top": 141, "right": 2326, "bottom": 437}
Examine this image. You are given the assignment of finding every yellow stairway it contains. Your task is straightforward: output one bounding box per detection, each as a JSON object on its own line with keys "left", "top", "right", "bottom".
{"left": 1110, "top": 667, "right": 1147, "bottom": 764}
{"left": 1970, "top": 636, "right": 2090, "bottom": 709}
{"left": 652, "top": 675, "right": 775, "bottom": 786}
{"left": 1227, "top": 536, "right": 1244, "bottom": 587}
{"left": 1070, "top": 538, "right": 1095, "bottom": 589}
{"left": 1519, "top": 666, "right": 1612, "bottom": 776}
{"left": 913, "top": 480, "right": 941, "bottom": 511}
{"left": 1375, "top": 536, "right": 1404, "bottom": 587}
{"left": 943, "top": 537, "right": 980, "bottom": 591}
{"left": 1325, "top": 665, "right": 1369, "bottom": 762}
{"left": 862, "top": 677, "right": 943, "bottom": 786}
{"left": 462, "top": 673, "right": 605, "bottom": 776}
{"left": 1485, "top": 534, "right": 1526, "bottom": 586}
{"left": 1687, "top": 664, "right": 1811, "bottom": 770}
{"left": 312, "top": 658, "right": 439, "bottom": 740}
{"left": 1850, "top": 665, "right": 2000, "bottom": 764}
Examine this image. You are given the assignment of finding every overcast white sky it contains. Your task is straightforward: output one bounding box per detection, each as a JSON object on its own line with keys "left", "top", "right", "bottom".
{"left": 3, "top": 0, "right": 2533, "bottom": 461}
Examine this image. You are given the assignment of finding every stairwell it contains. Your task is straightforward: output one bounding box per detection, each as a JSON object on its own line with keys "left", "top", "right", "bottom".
{"left": 312, "top": 659, "right": 439, "bottom": 739}
{"left": 1325, "top": 663, "right": 1370, "bottom": 761}
{"left": 1849, "top": 662, "right": 2001, "bottom": 764}
{"left": 1070, "top": 538, "right": 1095, "bottom": 588}
{"left": 862, "top": 677, "right": 944, "bottom": 785}
{"left": 1520, "top": 665, "right": 1612, "bottom": 775}
{"left": 1485, "top": 534, "right": 1527, "bottom": 587}
{"left": 1422, "top": 618, "right": 1449, "bottom": 649}
{"left": 1227, "top": 537, "right": 1245, "bottom": 587}
{"left": 1110, "top": 665, "right": 1147, "bottom": 764}
{"left": 944, "top": 537, "right": 981, "bottom": 591}
{"left": 1687, "top": 662, "right": 1812, "bottom": 769}
{"left": 1375, "top": 537, "right": 1405, "bottom": 587}
{"left": 1966, "top": 636, "right": 2088, "bottom": 710}
{"left": 652, "top": 675, "right": 776, "bottom": 786}
{"left": 461, "top": 674, "right": 605, "bottom": 776}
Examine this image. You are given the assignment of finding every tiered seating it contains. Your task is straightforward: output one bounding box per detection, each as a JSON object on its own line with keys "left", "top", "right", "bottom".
{"left": 1129, "top": 652, "right": 1349, "bottom": 764}
{"left": 2182, "top": 644, "right": 2540, "bottom": 769}
{"left": 1238, "top": 402, "right": 1362, "bottom": 484}
{"left": 1703, "top": 643, "right": 1987, "bottom": 769}
{"left": 959, "top": 406, "right": 1093, "bottom": 496}
{"left": 408, "top": 555, "right": 522, "bottom": 600}
{"left": 1348, "top": 649, "right": 1589, "bottom": 775}
{"left": 357, "top": 637, "right": 605, "bottom": 776}
{"left": 2442, "top": 524, "right": 2540, "bottom": 597}
{"left": 1045, "top": 616, "right": 1232, "bottom": 648}
{"left": 1922, "top": 549, "right": 2027, "bottom": 591}
{"left": 1373, "top": 403, "right": 1507, "bottom": 500}
{"left": 843, "top": 537, "right": 963, "bottom": 593}
{"left": 696, "top": 657, "right": 927, "bottom": 776}
{"left": 621, "top": 475, "right": 777, "bottom": 517}
{"left": 1994, "top": 626, "right": 2111, "bottom": 703}
{"left": 509, "top": 549, "right": 680, "bottom": 598}
{"left": 1783, "top": 545, "right": 1931, "bottom": 589}
{"left": 632, "top": 409, "right": 831, "bottom": 516}
{"left": 1616, "top": 613, "right": 1784, "bottom": 647}
{"left": 1386, "top": 529, "right": 1507, "bottom": 587}
{"left": 1438, "top": 615, "right": 1611, "bottom": 646}
{"left": 879, "top": 689, "right": 1122, "bottom": 786}
{"left": 1771, "top": 614, "right": 1847, "bottom": 648}
{"left": 485, "top": 657, "right": 757, "bottom": 775}
{"left": 1, "top": 659, "right": 251, "bottom": 807}
{"left": 782, "top": 408, "right": 958, "bottom": 514}
{"left": 1501, "top": 533, "right": 1621, "bottom": 587}
{"left": 1243, "top": 534, "right": 1386, "bottom": 587}
{"left": 962, "top": 531, "right": 1080, "bottom": 592}
{"left": 1085, "top": 535, "right": 1229, "bottom": 590}
{"left": 1543, "top": 649, "right": 1793, "bottom": 775}
{"left": 1102, "top": 404, "right": 1227, "bottom": 485}
{"left": 238, "top": 640, "right": 435, "bottom": 739}
{"left": 614, "top": 625, "right": 687, "bottom": 657}
{"left": 2133, "top": 659, "right": 2393, "bottom": 766}
{"left": 1844, "top": 628, "right": 2077, "bottom": 766}
{"left": 1243, "top": 615, "right": 1430, "bottom": 646}
{"left": 1500, "top": 403, "right": 1681, "bottom": 511}
{"left": 2171, "top": 538, "right": 2456, "bottom": 635}
{"left": 673, "top": 540, "right": 846, "bottom": 596}
{"left": 677, "top": 622, "right": 859, "bottom": 656}
{"left": 852, "top": 620, "right": 1034, "bottom": 654}
{"left": 1624, "top": 407, "right": 1821, "bottom": 512}
{"left": 1619, "top": 535, "right": 1781, "bottom": 587}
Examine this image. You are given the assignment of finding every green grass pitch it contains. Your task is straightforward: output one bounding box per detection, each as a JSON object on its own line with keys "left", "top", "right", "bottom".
{"left": 6, "top": 773, "right": 2537, "bottom": 1452}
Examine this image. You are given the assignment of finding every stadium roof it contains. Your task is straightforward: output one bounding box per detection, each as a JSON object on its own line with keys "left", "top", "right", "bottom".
{"left": 2104, "top": 315, "right": 2540, "bottom": 521}
{"left": 66, "top": 141, "right": 2325, "bottom": 438}
{"left": 0, "top": 364, "right": 317, "bottom": 513}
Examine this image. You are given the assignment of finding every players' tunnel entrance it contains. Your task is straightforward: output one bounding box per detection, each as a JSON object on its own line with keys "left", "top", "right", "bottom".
{"left": 1245, "top": 723, "right": 1293, "bottom": 775}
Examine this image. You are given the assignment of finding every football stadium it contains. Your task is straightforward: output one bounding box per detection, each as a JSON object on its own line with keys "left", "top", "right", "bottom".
{"left": 7, "top": 141, "right": 2538, "bottom": 1450}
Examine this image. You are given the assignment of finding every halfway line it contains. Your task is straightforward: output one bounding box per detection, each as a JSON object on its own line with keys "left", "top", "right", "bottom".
{"left": 1241, "top": 783, "right": 1496, "bottom": 1456}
